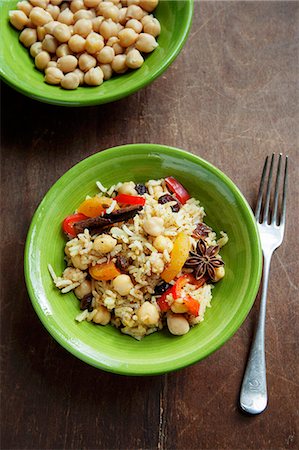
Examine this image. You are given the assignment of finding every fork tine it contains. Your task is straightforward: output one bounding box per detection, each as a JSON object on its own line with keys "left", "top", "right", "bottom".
{"left": 271, "top": 153, "right": 282, "bottom": 224}
{"left": 280, "top": 155, "right": 288, "bottom": 226}
{"left": 255, "top": 156, "right": 269, "bottom": 221}
{"left": 262, "top": 154, "right": 275, "bottom": 223}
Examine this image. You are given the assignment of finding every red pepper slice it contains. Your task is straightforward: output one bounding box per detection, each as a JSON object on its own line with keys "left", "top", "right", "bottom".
{"left": 172, "top": 274, "right": 206, "bottom": 299}
{"left": 184, "top": 295, "right": 200, "bottom": 316}
{"left": 114, "top": 193, "right": 146, "bottom": 206}
{"left": 157, "top": 285, "right": 174, "bottom": 312}
{"left": 165, "top": 177, "right": 191, "bottom": 204}
{"left": 62, "top": 213, "right": 88, "bottom": 238}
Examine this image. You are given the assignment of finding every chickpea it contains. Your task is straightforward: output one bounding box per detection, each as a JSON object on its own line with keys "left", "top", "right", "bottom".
{"left": 171, "top": 300, "right": 189, "bottom": 314}
{"left": 112, "top": 53, "right": 128, "bottom": 73}
{"left": 100, "top": 19, "right": 118, "bottom": 40}
{"left": 136, "top": 32, "right": 158, "bottom": 52}
{"left": 46, "top": 4, "right": 60, "bottom": 20}
{"left": 99, "top": 63, "right": 113, "bottom": 80}
{"left": 30, "top": 41, "right": 42, "bottom": 57}
{"left": 143, "top": 217, "right": 164, "bottom": 237}
{"left": 30, "top": 0, "right": 49, "bottom": 8}
{"left": 47, "top": 60, "right": 58, "bottom": 67}
{"left": 112, "top": 274, "right": 133, "bottom": 296}
{"left": 78, "top": 52, "right": 97, "bottom": 71}
{"left": 96, "top": 46, "right": 114, "bottom": 64}
{"left": 117, "top": 181, "right": 137, "bottom": 195}
{"left": 84, "top": 67, "right": 104, "bottom": 86}
{"left": 167, "top": 313, "right": 190, "bottom": 336}
{"left": 140, "top": 14, "right": 152, "bottom": 26}
{"left": 92, "top": 305, "right": 111, "bottom": 325}
{"left": 101, "top": 5, "right": 120, "bottom": 21}
{"left": 126, "top": 5, "right": 143, "bottom": 20}
{"left": 68, "top": 34, "right": 86, "bottom": 52}
{"left": 73, "top": 9, "right": 93, "bottom": 21}
{"left": 70, "top": 0, "right": 86, "bottom": 13}
{"left": 113, "top": 42, "right": 124, "bottom": 55}
{"left": 85, "top": 32, "right": 104, "bottom": 54}
{"left": 50, "top": 0, "right": 63, "bottom": 5}
{"left": 58, "top": 8, "right": 74, "bottom": 25}
{"left": 44, "top": 20, "right": 60, "bottom": 34}
{"left": 73, "top": 18, "right": 93, "bottom": 37}
{"left": 126, "top": 18, "right": 142, "bottom": 33}
{"left": 92, "top": 16, "right": 104, "bottom": 33}
{"left": 53, "top": 23, "right": 71, "bottom": 42}
{"left": 60, "top": 72, "right": 79, "bottom": 89}
{"left": 213, "top": 266, "right": 225, "bottom": 282}
{"left": 118, "top": 7, "right": 127, "bottom": 25}
{"left": 19, "top": 28, "right": 37, "bottom": 47}
{"left": 37, "top": 26, "right": 47, "bottom": 41}
{"left": 17, "top": 1, "right": 33, "bottom": 17}
{"left": 9, "top": 10, "right": 28, "bottom": 31}
{"left": 35, "top": 51, "right": 51, "bottom": 70}
{"left": 29, "top": 7, "right": 52, "bottom": 26}
{"left": 126, "top": 48, "right": 143, "bottom": 69}
{"left": 106, "top": 36, "right": 118, "bottom": 46}
{"left": 153, "top": 235, "right": 173, "bottom": 253}
{"left": 56, "top": 43, "right": 72, "bottom": 57}
{"left": 42, "top": 35, "right": 59, "bottom": 53}
{"left": 57, "top": 55, "right": 78, "bottom": 73}
{"left": 118, "top": 28, "right": 138, "bottom": 47}
{"left": 74, "top": 280, "right": 92, "bottom": 299}
{"left": 139, "top": 0, "right": 158, "bottom": 12}
{"left": 73, "top": 68, "right": 85, "bottom": 84}
{"left": 84, "top": 0, "right": 101, "bottom": 6}
{"left": 127, "top": 0, "right": 140, "bottom": 5}
{"left": 94, "top": 234, "right": 116, "bottom": 253}
{"left": 143, "top": 17, "right": 160, "bottom": 37}
{"left": 137, "top": 301, "right": 159, "bottom": 326}
{"left": 45, "top": 66, "right": 64, "bottom": 83}
{"left": 69, "top": 24, "right": 74, "bottom": 35}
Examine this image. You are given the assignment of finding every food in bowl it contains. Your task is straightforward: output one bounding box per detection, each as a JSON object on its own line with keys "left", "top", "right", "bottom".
{"left": 49, "top": 176, "right": 228, "bottom": 340}
{"left": 9, "top": 0, "right": 160, "bottom": 89}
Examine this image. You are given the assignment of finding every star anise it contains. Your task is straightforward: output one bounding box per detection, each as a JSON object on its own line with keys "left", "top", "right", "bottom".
{"left": 184, "top": 239, "right": 224, "bottom": 281}
{"left": 192, "top": 223, "right": 211, "bottom": 239}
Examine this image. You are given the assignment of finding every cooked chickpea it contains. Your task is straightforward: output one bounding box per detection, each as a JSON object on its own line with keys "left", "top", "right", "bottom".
{"left": 143, "top": 217, "right": 164, "bottom": 237}
{"left": 37, "top": 26, "right": 47, "bottom": 41}
{"left": 19, "top": 28, "right": 37, "bottom": 47}
{"left": 29, "top": 7, "right": 52, "bottom": 26}
{"left": 35, "top": 50, "right": 51, "bottom": 69}
{"left": 167, "top": 313, "right": 190, "bottom": 336}
{"left": 30, "top": 0, "right": 49, "bottom": 8}
{"left": 94, "top": 234, "right": 117, "bottom": 253}
{"left": 118, "top": 7, "right": 127, "bottom": 24}
{"left": 17, "top": 1, "right": 33, "bottom": 16}
{"left": 118, "top": 28, "right": 138, "bottom": 47}
{"left": 113, "top": 42, "right": 123, "bottom": 55}
{"left": 73, "top": 68, "right": 85, "bottom": 84}
{"left": 170, "top": 301, "right": 189, "bottom": 314}
{"left": 85, "top": 32, "right": 104, "bottom": 54}
{"left": 139, "top": 0, "right": 158, "bottom": 12}
{"left": 9, "top": 10, "right": 28, "bottom": 31}
{"left": 99, "top": 63, "right": 113, "bottom": 80}
{"left": 84, "top": 0, "right": 101, "bottom": 6}
{"left": 78, "top": 52, "right": 97, "bottom": 71}
{"left": 56, "top": 43, "right": 72, "bottom": 57}
{"left": 153, "top": 236, "right": 173, "bottom": 253}
{"left": 42, "top": 34, "right": 59, "bottom": 53}
{"left": 70, "top": 0, "right": 86, "bottom": 13}
{"left": 47, "top": 60, "right": 58, "bottom": 67}
{"left": 117, "top": 181, "right": 137, "bottom": 195}
{"left": 101, "top": 5, "right": 120, "bottom": 21}
{"left": 74, "top": 280, "right": 92, "bottom": 299}
{"left": 135, "top": 32, "right": 158, "bottom": 52}
{"left": 112, "top": 274, "right": 134, "bottom": 296}
{"left": 126, "top": 18, "right": 142, "bottom": 33}
{"left": 50, "top": 0, "right": 63, "bottom": 5}
{"left": 213, "top": 266, "right": 225, "bottom": 282}
{"left": 53, "top": 23, "right": 71, "bottom": 42}
{"left": 140, "top": 14, "right": 152, "bottom": 26}
{"left": 44, "top": 20, "right": 59, "bottom": 34}
{"left": 45, "top": 66, "right": 64, "bottom": 84}
{"left": 84, "top": 67, "right": 104, "bottom": 85}
{"left": 73, "top": 9, "right": 93, "bottom": 21}
{"left": 126, "top": 4, "right": 143, "bottom": 20}
{"left": 92, "top": 305, "right": 111, "bottom": 325}
{"left": 46, "top": 4, "right": 60, "bottom": 20}
{"left": 61, "top": 72, "right": 80, "bottom": 89}
{"left": 30, "top": 41, "right": 43, "bottom": 57}
{"left": 96, "top": 46, "right": 115, "bottom": 64}
{"left": 57, "top": 54, "right": 78, "bottom": 72}
{"left": 137, "top": 301, "right": 159, "bottom": 326}
{"left": 58, "top": 7, "right": 74, "bottom": 25}
{"left": 106, "top": 36, "right": 118, "bottom": 46}
{"left": 68, "top": 34, "right": 86, "bottom": 52}
{"left": 126, "top": 48, "right": 143, "bottom": 69}
{"left": 73, "top": 18, "right": 93, "bottom": 37}
{"left": 92, "top": 16, "right": 104, "bottom": 33}
{"left": 100, "top": 19, "right": 118, "bottom": 40}
{"left": 143, "top": 17, "right": 160, "bottom": 37}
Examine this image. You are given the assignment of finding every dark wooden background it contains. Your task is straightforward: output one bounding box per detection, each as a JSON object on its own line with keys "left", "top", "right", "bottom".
{"left": 1, "top": 2, "right": 298, "bottom": 449}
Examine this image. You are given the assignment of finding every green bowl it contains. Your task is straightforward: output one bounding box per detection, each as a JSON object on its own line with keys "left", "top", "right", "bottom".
{"left": 0, "top": 1, "right": 193, "bottom": 106}
{"left": 24, "top": 144, "right": 262, "bottom": 375}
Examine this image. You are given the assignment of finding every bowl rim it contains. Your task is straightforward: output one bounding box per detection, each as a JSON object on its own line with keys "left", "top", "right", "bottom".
{"left": 0, "top": 1, "right": 194, "bottom": 107}
{"left": 24, "top": 144, "right": 262, "bottom": 375}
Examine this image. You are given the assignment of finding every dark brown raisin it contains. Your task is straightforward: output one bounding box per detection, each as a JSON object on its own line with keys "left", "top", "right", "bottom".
{"left": 158, "top": 194, "right": 180, "bottom": 212}
{"left": 154, "top": 281, "right": 172, "bottom": 295}
{"left": 115, "top": 256, "right": 129, "bottom": 271}
{"left": 135, "top": 184, "right": 147, "bottom": 195}
{"left": 80, "top": 294, "right": 93, "bottom": 312}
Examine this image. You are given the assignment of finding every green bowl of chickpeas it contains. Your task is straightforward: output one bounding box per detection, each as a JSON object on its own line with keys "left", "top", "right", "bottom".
{"left": 0, "top": 0, "right": 193, "bottom": 106}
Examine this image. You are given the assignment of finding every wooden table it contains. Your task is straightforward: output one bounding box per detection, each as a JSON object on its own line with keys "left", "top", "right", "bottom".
{"left": 1, "top": 2, "right": 298, "bottom": 449}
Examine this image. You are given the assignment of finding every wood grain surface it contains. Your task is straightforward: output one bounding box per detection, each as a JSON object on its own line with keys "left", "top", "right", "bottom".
{"left": 1, "top": 2, "right": 298, "bottom": 449}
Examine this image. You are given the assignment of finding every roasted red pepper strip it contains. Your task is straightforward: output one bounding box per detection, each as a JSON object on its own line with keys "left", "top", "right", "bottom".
{"left": 114, "top": 193, "right": 146, "bottom": 206}
{"left": 62, "top": 213, "right": 88, "bottom": 238}
{"left": 165, "top": 177, "right": 191, "bottom": 204}
{"left": 172, "top": 274, "right": 206, "bottom": 299}
{"left": 157, "top": 285, "right": 174, "bottom": 311}
{"left": 184, "top": 295, "right": 200, "bottom": 316}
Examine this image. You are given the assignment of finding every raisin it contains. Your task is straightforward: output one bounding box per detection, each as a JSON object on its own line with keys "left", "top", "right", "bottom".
{"left": 154, "top": 281, "right": 172, "bottom": 295}
{"left": 80, "top": 294, "right": 93, "bottom": 312}
{"left": 135, "top": 183, "right": 147, "bottom": 195}
{"left": 158, "top": 194, "right": 180, "bottom": 212}
{"left": 115, "top": 255, "right": 129, "bottom": 271}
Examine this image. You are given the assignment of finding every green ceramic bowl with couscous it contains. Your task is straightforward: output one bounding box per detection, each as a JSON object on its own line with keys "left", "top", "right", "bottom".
{"left": 0, "top": 0, "right": 193, "bottom": 106}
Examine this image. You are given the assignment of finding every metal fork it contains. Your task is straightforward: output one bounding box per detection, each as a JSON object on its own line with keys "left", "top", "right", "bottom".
{"left": 240, "top": 153, "right": 288, "bottom": 415}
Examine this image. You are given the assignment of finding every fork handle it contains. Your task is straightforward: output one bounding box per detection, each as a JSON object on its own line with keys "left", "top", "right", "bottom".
{"left": 240, "top": 256, "right": 272, "bottom": 414}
